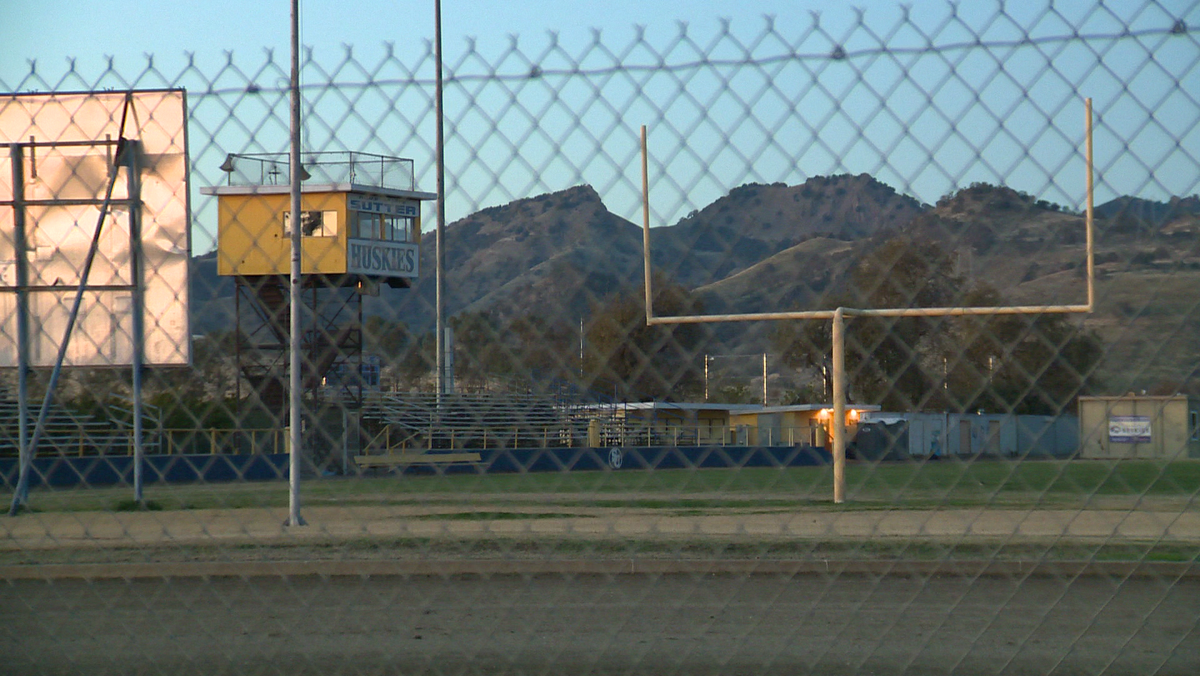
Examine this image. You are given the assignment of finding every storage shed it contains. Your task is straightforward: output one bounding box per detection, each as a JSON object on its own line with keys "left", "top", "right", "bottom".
{"left": 1078, "top": 395, "right": 1200, "bottom": 460}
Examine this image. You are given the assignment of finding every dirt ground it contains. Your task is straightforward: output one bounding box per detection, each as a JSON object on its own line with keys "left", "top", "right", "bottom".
{"left": 2, "top": 573, "right": 1197, "bottom": 675}
{"left": 2, "top": 499, "right": 1197, "bottom": 674}
{"left": 4, "top": 502, "right": 1199, "bottom": 553}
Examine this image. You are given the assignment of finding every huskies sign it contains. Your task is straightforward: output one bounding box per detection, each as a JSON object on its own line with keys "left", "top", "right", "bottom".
{"left": 347, "top": 238, "right": 419, "bottom": 278}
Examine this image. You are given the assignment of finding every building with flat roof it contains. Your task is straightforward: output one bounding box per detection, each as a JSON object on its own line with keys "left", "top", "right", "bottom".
{"left": 201, "top": 152, "right": 436, "bottom": 445}
{"left": 202, "top": 151, "right": 435, "bottom": 287}
{"left": 578, "top": 401, "right": 880, "bottom": 448}
{"left": 1078, "top": 395, "right": 1200, "bottom": 460}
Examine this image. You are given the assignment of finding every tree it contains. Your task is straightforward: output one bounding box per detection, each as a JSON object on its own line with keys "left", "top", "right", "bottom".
{"left": 448, "top": 311, "right": 515, "bottom": 387}
{"left": 394, "top": 331, "right": 436, "bottom": 390}
{"left": 505, "top": 314, "right": 582, "bottom": 388}
{"left": 771, "top": 235, "right": 1099, "bottom": 412}
{"left": 583, "top": 279, "right": 712, "bottom": 400}
{"left": 773, "top": 237, "right": 960, "bottom": 408}
{"left": 362, "top": 316, "right": 412, "bottom": 361}
{"left": 940, "top": 286, "right": 1102, "bottom": 414}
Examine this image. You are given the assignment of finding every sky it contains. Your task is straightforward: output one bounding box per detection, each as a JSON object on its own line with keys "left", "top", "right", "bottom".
{"left": 2, "top": 0, "right": 880, "bottom": 74}
{"left": 3, "top": 0, "right": 1199, "bottom": 253}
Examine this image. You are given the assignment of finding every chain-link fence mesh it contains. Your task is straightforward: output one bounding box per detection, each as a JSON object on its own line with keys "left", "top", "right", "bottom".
{"left": 2, "top": 1, "right": 1199, "bottom": 674}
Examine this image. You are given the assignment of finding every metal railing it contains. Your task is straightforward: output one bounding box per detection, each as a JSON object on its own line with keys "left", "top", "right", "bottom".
{"left": 215, "top": 151, "right": 417, "bottom": 190}
{"left": 360, "top": 422, "right": 829, "bottom": 452}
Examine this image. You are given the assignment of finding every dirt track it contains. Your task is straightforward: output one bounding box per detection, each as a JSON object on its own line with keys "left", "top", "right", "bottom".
{"left": 3, "top": 503, "right": 1198, "bottom": 552}
{"left": 2, "top": 573, "right": 1197, "bottom": 675}
{"left": 3, "top": 501, "right": 1197, "bottom": 674}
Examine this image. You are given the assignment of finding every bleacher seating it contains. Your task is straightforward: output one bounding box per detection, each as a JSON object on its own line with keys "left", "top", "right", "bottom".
{"left": 0, "top": 390, "right": 158, "bottom": 458}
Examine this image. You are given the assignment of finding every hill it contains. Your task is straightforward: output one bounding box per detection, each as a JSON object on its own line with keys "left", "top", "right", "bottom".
{"left": 1095, "top": 195, "right": 1200, "bottom": 235}
{"left": 185, "top": 178, "right": 1200, "bottom": 395}
{"left": 660, "top": 174, "right": 927, "bottom": 288}
{"left": 391, "top": 185, "right": 685, "bottom": 325}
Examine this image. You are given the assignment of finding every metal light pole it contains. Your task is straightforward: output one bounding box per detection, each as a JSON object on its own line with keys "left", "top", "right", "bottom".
{"left": 10, "top": 144, "right": 30, "bottom": 515}
{"left": 286, "top": 0, "right": 306, "bottom": 527}
{"left": 434, "top": 0, "right": 447, "bottom": 400}
{"left": 126, "top": 142, "right": 147, "bottom": 506}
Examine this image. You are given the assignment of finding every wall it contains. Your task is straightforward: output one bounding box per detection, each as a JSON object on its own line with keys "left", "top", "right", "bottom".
{"left": 0, "top": 453, "right": 291, "bottom": 489}
{"left": 216, "top": 191, "right": 347, "bottom": 276}
{"left": 861, "top": 413, "right": 1079, "bottom": 459}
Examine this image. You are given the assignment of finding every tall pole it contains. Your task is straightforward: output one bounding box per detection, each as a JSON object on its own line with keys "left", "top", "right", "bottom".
{"left": 286, "top": 0, "right": 305, "bottom": 527}
{"left": 641, "top": 126, "right": 652, "bottom": 324}
{"left": 832, "top": 308, "right": 846, "bottom": 504}
{"left": 10, "top": 144, "right": 31, "bottom": 513}
{"left": 126, "top": 138, "right": 147, "bottom": 506}
{"left": 10, "top": 139, "right": 123, "bottom": 516}
{"left": 1085, "top": 97, "right": 1094, "bottom": 311}
{"left": 435, "top": 0, "right": 447, "bottom": 400}
{"left": 762, "top": 353, "right": 767, "bottom": 405}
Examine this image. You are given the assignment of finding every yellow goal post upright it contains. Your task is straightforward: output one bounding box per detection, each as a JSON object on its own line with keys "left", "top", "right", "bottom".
{"left": 638, "top": 99, "right": 1095, "bottom": 504}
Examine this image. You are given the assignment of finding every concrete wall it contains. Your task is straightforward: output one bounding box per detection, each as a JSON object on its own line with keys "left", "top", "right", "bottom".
{"left": 861, "top": 413, "right": 1079, "bottom": 459}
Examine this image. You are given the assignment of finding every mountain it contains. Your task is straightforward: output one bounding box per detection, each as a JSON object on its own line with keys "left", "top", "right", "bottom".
{"left": 185, "top": 178, "right": 1200, "bottom": 394}
{"left": 390, "top": 185, "right": 676, "bottom": 325}
{"left": 904, "top": 183, "right": 1088, "bottom": 298}
{"left": 189, "top": 251, "right": 236, "bottom": 334}
{"left": 1095, "top": 195, "right": 1200, "bottom": 235}
{"left": 692, "top": 237, "right": 857, "bottom": 313}
{"left": 693, "top": 182, "right": 1200, "bottom": 393}
{"left": 659, "top": 174, "right": 927, "bottom": 288}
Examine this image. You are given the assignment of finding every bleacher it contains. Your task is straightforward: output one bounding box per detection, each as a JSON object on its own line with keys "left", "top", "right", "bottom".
{"left": 0, "top": 390, "right": 159, "bottom": 459}
{"left": 364, "top": 391, "right": 582, "bottom": 443}
{"left": 355, "top": 391, "right": 613, "bottom": 468}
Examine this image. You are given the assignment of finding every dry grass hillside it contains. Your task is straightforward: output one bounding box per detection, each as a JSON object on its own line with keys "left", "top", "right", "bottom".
{"left": 188, "top": 177, "right": 1200, "bottom": 394}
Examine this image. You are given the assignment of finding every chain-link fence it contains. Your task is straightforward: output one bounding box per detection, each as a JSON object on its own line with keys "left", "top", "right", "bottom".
{"left": 2, "top": 1, "right": 1199, "bottom": 674}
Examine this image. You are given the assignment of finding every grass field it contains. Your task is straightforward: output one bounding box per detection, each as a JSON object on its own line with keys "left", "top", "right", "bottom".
{"left": 15, "top": 458, "right": 1200, "bottom": 514}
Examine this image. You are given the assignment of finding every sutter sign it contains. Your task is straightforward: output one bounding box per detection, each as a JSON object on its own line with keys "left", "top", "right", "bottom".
{"left": 348, "top": 196, "right": 419, "bottom": 218}
{"left": 347, "top": 238, "right": 419, "bottom": 278}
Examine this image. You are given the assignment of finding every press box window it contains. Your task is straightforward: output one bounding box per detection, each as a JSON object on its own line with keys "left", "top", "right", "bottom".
{"left": 350, "top": 211, "right": 414, "bottom": 242}
{"left": 283, "top": 210, "right": 338, "bottom": 237}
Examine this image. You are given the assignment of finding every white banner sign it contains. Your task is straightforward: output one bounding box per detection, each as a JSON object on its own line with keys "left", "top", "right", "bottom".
{"left": 1108, "top": 416, "right": 1151, "bottom": 444}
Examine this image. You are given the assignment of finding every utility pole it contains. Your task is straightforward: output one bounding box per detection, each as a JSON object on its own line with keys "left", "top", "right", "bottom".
{"left": 286, "top": 0, "right": 306, "bottom": 527}
{"left": 434, "top": 0, "right": 447, "bottom": 402}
